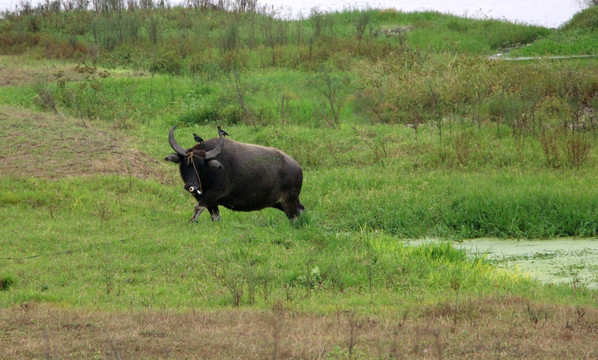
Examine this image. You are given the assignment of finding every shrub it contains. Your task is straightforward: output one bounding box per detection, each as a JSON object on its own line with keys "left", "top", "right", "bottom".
{"left": 539, "top": 129, "right": 593, "bottom": 168}
{"left": 565, "top": 131, "right": 593, "bottom": 168}
{"left": 91, "top": 13, "right": 141, "bottom": 51}
{"left": 220, "top": 104, "right": 244, "bottom": 124}
{"left": 0, "top": 276, "right": 14, "bottom": 291}
{"left": 178, "top": 103, "right": 221, "bottom": 125}
{"left": 149, "top": 50, "right": 183, "bottom": 75}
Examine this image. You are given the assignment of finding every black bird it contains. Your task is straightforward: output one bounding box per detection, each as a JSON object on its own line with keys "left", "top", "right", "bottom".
{"left": 193, "top": 133, "right": 204, "bottom": 143}
{"left": 217, "top": 126, "right": 230, "bottom": 137}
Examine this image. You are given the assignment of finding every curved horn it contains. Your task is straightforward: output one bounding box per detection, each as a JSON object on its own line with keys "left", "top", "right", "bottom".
{"left": 204, "top": 128, "right": 224, "bottom": 160}
{"left": 169, "top": 125, "right": 188, "bottom": 157}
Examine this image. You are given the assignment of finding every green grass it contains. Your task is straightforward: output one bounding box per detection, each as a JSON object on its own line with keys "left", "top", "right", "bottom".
{"left": 1, "top": 5, "right": 598, "bottom": 314}
{"left": 1, "top": 175, "right": 592, "bottom": 311}
{"left": 311, "top": 167, "right": 598, "bottom": 238}
{"left": 509, "top": 6, "right": 598, "bottom": 56}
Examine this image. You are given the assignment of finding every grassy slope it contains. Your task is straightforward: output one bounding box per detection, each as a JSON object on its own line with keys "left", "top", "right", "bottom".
{"left": 510, "top": 6, "right": 598, "bottom": 56}
{"left": 0, "top": 107, "right": 539, "bottom": 310}
{"left": 1, "top": 6, "right": 598, "bottom": 359}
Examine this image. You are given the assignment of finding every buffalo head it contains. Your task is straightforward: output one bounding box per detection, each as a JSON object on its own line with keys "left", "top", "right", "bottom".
{"left": 166, "top": 125, "right": 223, "bottom": 198}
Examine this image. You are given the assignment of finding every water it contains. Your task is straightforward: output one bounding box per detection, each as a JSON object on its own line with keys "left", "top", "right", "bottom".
{"left": 0, "top": 0, "right": 588, "bottom": 28}
{"left": 409, "top": 238, "right": 598, "bottom": 289}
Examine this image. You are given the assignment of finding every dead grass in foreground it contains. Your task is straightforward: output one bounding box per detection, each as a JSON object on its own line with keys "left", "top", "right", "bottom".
{"left": 1, "top": 296, "right": 597, "bottom": 359}
{"left": 0, "top": 106, "right": 171, "bottom": 182}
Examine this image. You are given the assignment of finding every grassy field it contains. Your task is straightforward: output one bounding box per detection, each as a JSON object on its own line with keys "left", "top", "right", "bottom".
{"left": 2, "top": 2, "right": 598, "bottom": 358}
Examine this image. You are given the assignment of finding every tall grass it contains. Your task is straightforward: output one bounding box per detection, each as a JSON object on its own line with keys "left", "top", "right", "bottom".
{"left": 0, "top": 2, "right": 552, "bottom": 73}
{"left": 311, "top": 168, "right": 598, "bottom": 238}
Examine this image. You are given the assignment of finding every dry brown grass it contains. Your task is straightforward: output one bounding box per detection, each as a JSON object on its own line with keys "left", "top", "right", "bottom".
{"left": 0, "top": 56, "right": 90, "bottom": 87}
{"left": 0, "top": 66, "right": 43, "bottom": 87}
{"left": 1, "top": 297, "right": 597, "bottom": 359}
{"left": 0, "top": 106, "right": 170, "bottom": 181}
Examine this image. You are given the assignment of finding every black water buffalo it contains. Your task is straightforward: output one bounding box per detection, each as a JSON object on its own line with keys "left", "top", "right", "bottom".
{"left": 165, "top": 125, "right": 305, "bottom": 222}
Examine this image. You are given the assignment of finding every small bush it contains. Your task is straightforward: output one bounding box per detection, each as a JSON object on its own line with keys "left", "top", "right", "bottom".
{"left": 150, "top": 51, "right": 183, "bottom": 75}
{"left": 565, "top": 132, "right": 593, "bottom": 168}
{"left": 539, "top": 129, "right": 593, "bottom": 168}
{"left": 178, "top": 105, "right": 221, "bottom": 125}
{"left": 220, "top": 104, "right": 244, "bottom": 124}
{"left": 0, "top": 276, "right": 14, "bottom": 291}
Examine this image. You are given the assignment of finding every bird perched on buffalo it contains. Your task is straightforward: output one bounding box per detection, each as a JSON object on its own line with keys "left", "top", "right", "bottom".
{"left": 217, "top": 126, "right": 229, "bottom": 137}
{"left": 193, "top": 133, "right": 204, "bottom": 143}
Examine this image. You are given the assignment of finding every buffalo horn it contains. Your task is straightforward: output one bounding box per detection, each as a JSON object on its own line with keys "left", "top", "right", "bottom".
{"left": 168, "top": 125, "right": 188, "bottom": 156}
{"left": 204, "top": 128, "right": 224, "bottom": 160}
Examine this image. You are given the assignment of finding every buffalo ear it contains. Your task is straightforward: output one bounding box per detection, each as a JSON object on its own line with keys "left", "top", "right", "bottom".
{"left": 165, "top": 153, "right": 182, "bottom": 163}
{"left": 207, "top": 160, "right": 223, "bottom": 169}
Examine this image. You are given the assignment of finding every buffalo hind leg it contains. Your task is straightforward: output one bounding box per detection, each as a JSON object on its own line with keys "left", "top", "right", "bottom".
{"left": 208, "top": 206, "right": 220, "bottom": 221}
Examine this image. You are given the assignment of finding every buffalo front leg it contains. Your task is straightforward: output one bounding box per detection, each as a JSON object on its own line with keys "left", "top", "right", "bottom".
{"left": 189, "top": 202, "right": 207, "bottom": 223}
{"left": 192, "top": 192, "right": 223, "bottom": 222}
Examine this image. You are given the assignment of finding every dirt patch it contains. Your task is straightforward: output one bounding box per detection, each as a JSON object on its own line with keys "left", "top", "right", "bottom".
{"left": 0, "top": 55, "right": 143, "bottom": 87}
{"left": 0, "top": 66, "right": 42, "bottom": 87}
{"left": 0, "top": 60, "right": 87, "bottom": 87}
{"left": 1, "top": 298, "right": 597, "bottom": 359}
{"left": 0, "top": 106, "right": 168, "bottom": 180}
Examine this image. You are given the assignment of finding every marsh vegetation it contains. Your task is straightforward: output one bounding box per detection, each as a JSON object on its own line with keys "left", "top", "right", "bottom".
{"left": 1, "top": 1, "right": 598, "bottom": 358}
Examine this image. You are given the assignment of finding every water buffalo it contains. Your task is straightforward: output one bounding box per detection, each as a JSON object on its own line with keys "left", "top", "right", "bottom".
{"left": 165, "top": 125, "right": 305, "bottom": 222}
